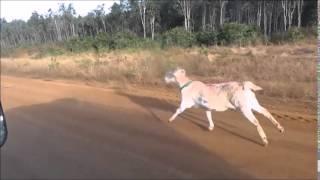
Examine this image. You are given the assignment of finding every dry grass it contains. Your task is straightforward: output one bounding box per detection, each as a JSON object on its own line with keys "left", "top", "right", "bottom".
{"left": 1, "top": 42, "right": 316, "bottom": 101}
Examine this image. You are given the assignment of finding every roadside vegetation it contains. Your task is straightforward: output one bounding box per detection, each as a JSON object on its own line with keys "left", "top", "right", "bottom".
{"left": 2, "top": 23, "right": 316, "bottom": 58}
{"left": 2, "top": 39, "right": 316, "bottom": 101}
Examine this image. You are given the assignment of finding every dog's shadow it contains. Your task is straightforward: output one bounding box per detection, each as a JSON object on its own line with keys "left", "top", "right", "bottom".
{"left": 180, "top": 111, "right": 261, "bottom": 145}
{"left": 116, "top": 91, "right": 262, "bottom": 146}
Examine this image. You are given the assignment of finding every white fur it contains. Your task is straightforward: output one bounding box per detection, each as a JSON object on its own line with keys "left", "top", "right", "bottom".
{"left": 165, "top": 68, "right": 284, "bottom": 146}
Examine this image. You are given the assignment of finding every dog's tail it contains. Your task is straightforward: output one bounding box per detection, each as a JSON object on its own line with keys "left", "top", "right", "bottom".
{"left": 243, "top": 81, "right": 263, "bottom": 91}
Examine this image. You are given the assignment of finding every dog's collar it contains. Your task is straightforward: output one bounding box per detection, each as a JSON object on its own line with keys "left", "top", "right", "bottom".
{"left": 180, "top": 80, "right": 193, "bottom": 91}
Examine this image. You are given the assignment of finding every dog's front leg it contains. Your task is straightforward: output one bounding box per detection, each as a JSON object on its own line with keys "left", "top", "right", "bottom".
{"left": 169, "top": 99, "right": 193, "bottom": 122}
{"left": 169, "top": 107, "right": 186, "bottom": 122}
{"left": 206, "top": 111, "right": 214, "bottom": 131}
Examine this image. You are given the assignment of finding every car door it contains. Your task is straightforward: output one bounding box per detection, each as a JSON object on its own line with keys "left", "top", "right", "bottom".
{"left": 0, "top": 101, "right": 8, "bottom": 148}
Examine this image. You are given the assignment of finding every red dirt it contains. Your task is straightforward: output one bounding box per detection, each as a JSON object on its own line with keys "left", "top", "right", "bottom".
{"left": 1, "top": 75, "right": 316, "bottom": 179}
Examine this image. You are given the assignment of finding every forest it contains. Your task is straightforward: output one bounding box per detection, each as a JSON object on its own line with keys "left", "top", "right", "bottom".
{"left": 0, "top": 0, "right": 317, "bottom": 52}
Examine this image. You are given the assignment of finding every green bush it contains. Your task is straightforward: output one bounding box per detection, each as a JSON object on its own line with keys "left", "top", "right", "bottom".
{"left": 217, "top": 23, "right": 259, "bottom": 45}
{"left": 111, "top": 31, "right": 137, "bottom": 49}
{"left": 64, "top": 31, "right": 161, "bottom": 52}
{"left": 21, "top": 24, "right": 309, "bottom": 57}
{"left": 162, "top": 27, "right": 196, "bottom": 48}
{"left": 94, "top": 32, "right": 112, "bottom": 50}
{"left": 133, "top": 38, "right": 160, "bottom": 49}
{"left": 306, "top": 25, "right": 317, "bottom": 37}
{"left": 287, "top": 27, "right": 305, "bottom": 42}
{"left": 271, "top": 27, "right": 306, "bottom": 43}
{"left": 270, "top": 32, "right": 286, "bottom": 43}
{"left": 46, "top": 47, "right": 64, "bottom": 56}
{"left": 65, "top": 36, "right": 95, "bottom": 52}
{"left": 29, "top": 44, "right": 65, "bottom": 59}
{"left": 196, "top": 31, "right": 218, "bottom": 46}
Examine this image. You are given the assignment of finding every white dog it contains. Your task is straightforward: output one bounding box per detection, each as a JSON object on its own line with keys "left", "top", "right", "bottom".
{"left": 165, "top": 67, "right": 284, "bottom": 146}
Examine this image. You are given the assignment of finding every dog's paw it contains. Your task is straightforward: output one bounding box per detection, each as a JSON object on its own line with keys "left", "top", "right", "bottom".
{"left": 278, "top": 126, "right": 284, "bottom": 133}
{"left": 262, "top": 138, "right": 269, "bottom": 147}
{"left": 208, "top": 126, "right": 214, "bottom": 131}
{"left": 168, "top": 119, "right": 173, "bottom": 123}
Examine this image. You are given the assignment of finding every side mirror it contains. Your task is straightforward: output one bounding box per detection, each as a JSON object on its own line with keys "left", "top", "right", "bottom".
{"left": 0, "top": 102, "right": 8, "bottom": 148}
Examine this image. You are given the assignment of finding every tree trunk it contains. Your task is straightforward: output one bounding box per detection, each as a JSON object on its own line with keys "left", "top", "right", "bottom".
{"left": 263, "top": 0, "right": 267, "bottom": 39}
{"left": 219, "top": 0, "right": 227, "bottom": 26}
{"left": 297, "top": 0, "right": 303, "bottom": 28}
{"left": 72, "top": 23, "right": 76, "bottom": 37}
{"left": 54, "top": 19, "right": 62, "bottom": 41}
{"left": 202, "top": 1, "right": 207, "bottom": 31}
{"left": 288, "top": 1, "right": 296, "bottom": 29}
{"left": 281, "top": 0, "right": 288, "bottom": 31}
{"left": 186, "top": 0, "right": 191, "bottom": 32}
{"left": 268, "top": 12, "right": 272, "bottom": 36}
{"left": 143, "top": 5, "right": 146, "bottom": 38}
{"left": 150, "top": 15, "right": 155, "bottom": 40}
{"left": 138, "top": 0, "right": 147, "bottom": 38}
{"left": 268, "top": 1, "right": 274, "bottom": 36}
{"left": 101, "top": 17, "right": 106, "bottom": 32}
{"left": 236, "top": 1, "right": 241, "bottom": 23}
{"left": 318, "top": 0, "right": 320, "bottom": 25}
{"left": 257, "top": 1, "right": 262, "bottom": 28}
{"left": 178, "top": 0, "right": 192, "bottom": 32}
{"left": 209, "top": 6, "right": 216, "bottom": 31}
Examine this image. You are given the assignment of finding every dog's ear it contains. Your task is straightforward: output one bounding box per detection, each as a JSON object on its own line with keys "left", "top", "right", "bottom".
{"left": 174, "top": 67, "right": 181, "bottom": 72}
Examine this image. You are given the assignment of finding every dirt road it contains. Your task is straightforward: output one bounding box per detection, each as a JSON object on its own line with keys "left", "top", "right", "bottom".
{"left": 0, "top": 75, "right": 316, "bottom": 179}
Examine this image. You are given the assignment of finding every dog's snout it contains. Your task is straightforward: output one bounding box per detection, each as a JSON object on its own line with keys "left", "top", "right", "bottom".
{"left": 164, "top": 71, "right": 176, "bottom": 84}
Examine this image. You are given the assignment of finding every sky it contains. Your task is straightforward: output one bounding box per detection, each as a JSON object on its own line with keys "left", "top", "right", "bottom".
{"left": 1, "top": 0, "right": 119, "bottom": 22}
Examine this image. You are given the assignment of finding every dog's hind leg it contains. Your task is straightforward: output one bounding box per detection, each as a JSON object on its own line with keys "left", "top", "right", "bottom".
{"left": 206, "top": 111, "right": 214, "bottom": 131}
{"left": 253, "top": 105, "right": 284, "bottom": 133}
{"left": 241, "top": 108, "right": 268, "bottom": 146}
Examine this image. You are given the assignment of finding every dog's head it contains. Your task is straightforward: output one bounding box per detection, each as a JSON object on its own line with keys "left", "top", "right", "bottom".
{"left": 164, "top": 67, "right": 186, "bottom": 84}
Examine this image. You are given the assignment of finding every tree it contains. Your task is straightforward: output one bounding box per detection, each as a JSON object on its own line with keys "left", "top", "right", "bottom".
{"left": 0, "top": 0, "right": 317, "bottom": 50}
{"left": 201, "top": 0, "right": 207, "bottom": 31}
{"left": 256, "top": 1, "right": 262, "bottom": 28}
{"left": 138, "top": 0, "right": 147, "bottom": 38}
{"left": 208, "top": 1, "right": 218, "bottom": 31}
{"left": 93, "top": 4, "right": 107, "bottom": 33}
{"left": 219, "top": 0, "right": 228, "bottom": 26}
{"left": 178, "top": 0, "right": 193, "bottom": 32}
{"left": 287, "top": 0, "right": 296, "bottom": 29}
{"left": 297, "top": 0, "right": 303, "bottom": 28}
{"left": 148, "top": 0, "right": 160, "bottom": 40}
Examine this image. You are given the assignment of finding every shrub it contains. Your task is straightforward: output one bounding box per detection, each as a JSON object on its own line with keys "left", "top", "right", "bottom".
{"left": 133, "top": 38, "right": 160, "bottom": 49}
{"left": 46, "top": 47, "right": 64, "bottom": 56}
{"left": 64, "top": 31, "right": 160, "bottom": 52}
{"left": 29, "top": 44, "right": 65, "bottom": 59}
{"left": 304, "top": 25, "right": 317, "bottom": 37}
{"left": 65, "top": 36, "right": 95, "bottom": 52}
{"left": 199, "top": 46, "right": 209, "bottom": 55}
{"left": 196, "top": 30, "right": 218, "bottom": 46}
{"left": 1, "top": 48, "right": 18, "bottom": 58}
{"left": 271, "top": 27, "right": 306, "bottom": 43}
{"left": 48, "top": 58, "right": 60, "bottom": 71}
{"left": 111, "top": 31, "right": 140, "bottom": 49}
{"left": 75, "top": 58, "right": 92, "bottom": 72}
{"left": 287, "top": 27, "right": 305, "bottom": 42}
{"left": 217, "top": 23, "right": 259, "bottom": 46}
{"left": 94, "top": 32, "right": 112, "bottom": 50}
{"left": 162, "top": 27, "right": 196, "bottom": 48}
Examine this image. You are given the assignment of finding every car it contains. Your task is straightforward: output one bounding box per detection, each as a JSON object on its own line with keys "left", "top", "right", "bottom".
{"left": 0, "top": 101, "right": 8, "bottom": 148}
